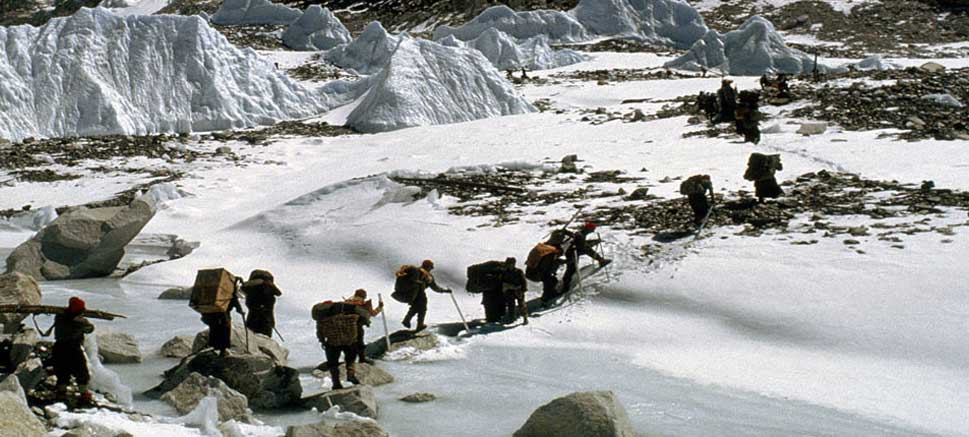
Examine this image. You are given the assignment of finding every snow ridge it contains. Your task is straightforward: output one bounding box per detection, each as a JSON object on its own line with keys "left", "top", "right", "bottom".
{"left": 325, "top": 21, "right": 402, "bottom": 75}
{"left": 441, "top": 28, "right": 586, "bottom": 71}
{"left": 210, "top": 0, "right": 301, "bottom": 26}
{"left": 282, "top": 5, "right": 351, "bottom": 51}
{"left": 346, "top": 37, "right": 536, "bottom": 133}
{"left": 433, "top": 5, "right": 591, "bottom": 43}
{"left": 0, "top": 7, "right": 329, "bottom": 142}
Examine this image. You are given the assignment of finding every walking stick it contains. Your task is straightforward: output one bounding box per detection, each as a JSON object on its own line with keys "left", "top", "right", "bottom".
{"left": 378, "top": 293, "right": 391, "bottom": 352}
{"left": 448, "top": 291, "right": 471, "bottom": 334}
{"left": 272, "top": 326, "right": 286, "bottom": 342}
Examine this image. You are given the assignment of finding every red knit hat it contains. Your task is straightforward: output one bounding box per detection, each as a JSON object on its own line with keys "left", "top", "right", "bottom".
{"left": 68, "top": 297, "right": 86, "bottom": 314}
{"left": 583, "top": 222, "right": 597, "bottom": 231}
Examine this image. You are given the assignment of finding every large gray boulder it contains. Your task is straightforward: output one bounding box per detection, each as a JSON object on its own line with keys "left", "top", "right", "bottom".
{"left": 160, "top": 335, "right": 195, "bottom": 358}
{"left": 192, "top": 323, "right": 288, "bottom": 366}
{"left": 5, "top": 198, "right": 156, "bottom": 280}
{"left": 302, "top": 385, "right": 378, "bottom": 418}
{"left": 96, "top": 331, "right": 143, "bottom": 364}
{"left": 0, "top": 376, "right": 46, "bottom": 437}
{"left": 365, "top": 329, "right": 440, "bottom": 359}
{"left": 62, "top": 423, "right": 134, "bottom": 437}
{"left": 286, "top": 419, "right": 388, "bottom": 437}
{"left": 161, "top": 372, "right": 253, "bottom": 423}
{"left": 0, "top": 272, "right": 42, "bottom": 333}
{"left": 514, "top": 391, "right": 638, "bottom": 437}
{"left": 1, "top": 327, "right": 39, "bottom": 367}
{"left": 146, "top": 350, "right": 301, "bottom": 410}
{"left": 157, "top": 287, "right": 192, "bottom": 300}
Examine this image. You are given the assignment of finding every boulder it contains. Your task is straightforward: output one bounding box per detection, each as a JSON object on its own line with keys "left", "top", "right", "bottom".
{"left": 514, "top": 391, "right": 637, "bottom": 437}
{"left": 63, "top": 423, "right": 134, "bottom": 437}
{"left": 2, "top": 327, "right": 39, "bottom": 368}
{"left": 157, "top": 287, "right": 193, "bottom": 300}
{"left": 286, "top": 419, "right": 388, "bottom": 437}
{"left": 160, "top": 372, "right": 253, "bottom": 423}
{"left": 796, "top": 122, "right": 827, "bottom": 136}
{"left": 302, "top": 385, "right": 378, "bottom": 418}
{"left": 160, "top": 335, "right": 195, "bottom": 358}
{"left": 0, "top": 379, "right": 46, "bottom": 437}
{"left": 5, "top": 197, "right": 157, "bottom": 280}
{"left": 365, "top": 330, "right": 440, "bottom": 359}
{"left": 920, "top": 61, "right": 945, "bottom": 73}
{"left": 96, "top": 331, "right": 143, "bottom": 364}
{"left": 0, "top": 272, "right": 43, "bottom": 333}
{"left": 192, "top": 323, "right": 289, "bottom": 366}
{"left": 14, "top": 357, "right": 47, "bottom": 392}
{"left": 313, "top": 363, "right": 394, "bottom": 387}
{"left": 146, "top": 350, "right": 301, "bottom": 410}
{"left": 400, "top": 392, "right": 436, "bottom": 403}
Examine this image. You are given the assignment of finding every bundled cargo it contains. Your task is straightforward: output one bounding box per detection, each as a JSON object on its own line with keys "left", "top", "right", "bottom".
{"left": 190, "top": 268, "right": 239, "bottom": 314}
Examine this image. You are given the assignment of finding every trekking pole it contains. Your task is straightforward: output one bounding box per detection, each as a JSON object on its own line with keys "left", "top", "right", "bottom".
{"left": 378, "top": 293, "right": 391, "bottom": 352}
{"left": 448, "top": 291, "right": 471, "bottom": 334}
{"left": 272, "top": 326, "right": 286, "bottom": 342}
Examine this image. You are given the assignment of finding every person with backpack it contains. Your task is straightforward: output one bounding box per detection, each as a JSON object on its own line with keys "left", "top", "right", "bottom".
{"left": 500, "top": 257, "right": 529, "bottom": 325}
{"left": 560, "top": 222, "right": 612, "bottom": 292}
{"left": 744, "top": 153, "right": 784, "bottom": 203}
{"left": 397, "top": 260, "right": 451, "bottom": 331}
{"left": 716, "top": 79, "right": 737, "bottom": 123}
{"left": 344, "top": 289, "right": 383, "bottom": 365}
{"left": 312, "top": 299, "right": 371, "bottom": 390}
{"left": 526, "top": 234, "right": 566, "bottom": 305}
{"left": 681, "top": 175, "right": 715, "bottom": 226}
{"left": 201, "top": 288, "right": 243, "bottom": 357}
{"left": 48, "top": 297, "right": 95, "bottom": 403}
{"left": 735, "top": 90, "right": 762, "bottom": 144}
{"left": 240, "top": 269, "right": 282, "bottom": 337}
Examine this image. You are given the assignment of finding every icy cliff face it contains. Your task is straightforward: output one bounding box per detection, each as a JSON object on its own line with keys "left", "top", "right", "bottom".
{"left": 571, "top": 0, "right": 708, "bottom": 48}
{"left": 0, "top": 8, "right": 329, "bottom": 142}
{"left": 346, "top": 38, "right": 536, "bottom": 133}
{"left": 282, "top": 5, "right": 351, "bottom": 51}
{"left": 433, "top": 5, "right": 590, "bottom": 43}
{"left": 325, "top": 21, "right": 402, "bottom": 75}
{"left": 441, "top": 28, "right": 586, "bottom": 71}
{"left": 665, "top": 16, "right": 823, "bottom": 75}
{"left": 210, "top": 0, "right": 301, "bottom": 26}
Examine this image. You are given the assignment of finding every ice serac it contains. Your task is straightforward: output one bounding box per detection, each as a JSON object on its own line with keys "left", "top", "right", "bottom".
{"left": 665, "top": 16, "right": 823, "bottom": 75}
{"left": 442, "top": 28, "right": 586, "bottom": 71}
{"left": 433, "top": 5, "right": 590, "bottom": 43}
{"left": 282, "top": 5, "right": 351, "bottom": 51}
{"left": 325, "top": 21, "right": 401, "bottom": 75}
{"left": 0, "top": 7, "right": 328, "bottom": 142}
{"left": 211, "top": 0, "right": 301, "bottom": 25}
{"left": 346, "top": 38, "right": 536, "bottom": 133}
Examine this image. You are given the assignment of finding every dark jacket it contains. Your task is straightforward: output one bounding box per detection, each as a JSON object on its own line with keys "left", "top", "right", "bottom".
{"left": 242, "top": 279, "right": 281, "bottom": 308}
{"left": 54, "top": 313, "right": 94, "bottom": 346}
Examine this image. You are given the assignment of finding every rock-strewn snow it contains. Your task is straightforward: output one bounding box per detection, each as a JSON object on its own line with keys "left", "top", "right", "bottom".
{"left": 210, "top": 0, "right": 301, "bottom": 25}
{"left": 573, "top": 0, "right": 708, "bottom": 48}
{"left": 325, "top": 21, "right": 401, "bottom": 75}
{"left": 346, "top": 38, "right": 535, "bottom": 133}
{"left": 0, "top": 7, "right": 328, "bottom": 142}
{"left": 282, "top": 5, "right": 351, "bottom": 51}
{"left": 665, "top": 16, "right": 822, "bottom": 75}
{"left": 433, "top": 5, "right": 590, "bottom": 43}
{"left": 441, "top": 28, "right": 586, "bottom": 71}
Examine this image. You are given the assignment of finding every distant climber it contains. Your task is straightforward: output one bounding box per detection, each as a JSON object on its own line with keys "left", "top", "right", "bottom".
{"left": 394, "top": 260, "right": 452, "bottom": 332}
{"left": 744, "top": 153, "right": 784, "bottom": 203}
{"left": 735, "top": 90, "right": 762, "bottom": 144}
{"left": 680, "top": 175, "right": 715, "bottom": 226}
{"left": 312, "top": 299, "right": 371, "bottom": 390}
{"left": 190, "top": 268, "right": 244, "bottom": 357}
{"left": 716, "top": 79, "right": 737, "bottom": 123}
{"left": 521, "top": 67, "right": 529, "bottom": 81}
{"left": 696, "top": 92, "right": 718, "bottom": 120}
{"left": 344, "top": 289, "right": 383, "bottom": 365}
{"left": 241, "top": 269, "right": 282, "bottom": 337}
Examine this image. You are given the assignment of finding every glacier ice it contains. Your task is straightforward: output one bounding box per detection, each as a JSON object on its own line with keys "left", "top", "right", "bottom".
{"left": 282, "top": 5, "right": 351, "bottom": 51}
{"left": 325, "top": 21, "right": 402, "bottom": 75}
{"left": 441, "top": 28, "right": 586, "bottom": 71}
{"left": 210, "top": 0, "right": 301, "bottom": 26}
{"left": 433, "top": 5, "right": 590, "bottom": 43}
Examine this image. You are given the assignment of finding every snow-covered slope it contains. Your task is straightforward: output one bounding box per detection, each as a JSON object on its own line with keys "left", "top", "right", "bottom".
{"left": 282, "top": 5, "right": 351, "bottom": 51}
{"left": 441, "top": 28, "right": 586, "bottom": 71}
{"left": 433, "top": 5, "right": 590, "bottom": 43}
{"left": 0, "top": 8, "right": 329, "bottom": 142}
{"left": 324, "top": 21, "right": 401, "bottom": 75}
{"left": 346, "top": 38, "right": 535, "bottom": 133}
{"left": 665, "top": 16, "right": 822, "bottom": 75}
{"left": 573, "top": 0, "right": 708, "bottom": 49}
{"left": 210, "top": 0, "right": 301, "bottom": 26}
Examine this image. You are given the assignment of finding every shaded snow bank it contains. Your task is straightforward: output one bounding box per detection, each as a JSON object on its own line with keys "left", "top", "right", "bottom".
{"left": 0, "top": 7, "right": 329, "bottom": 142}
{"left": 325, "top": 21, "right": 401, "bottom": 75}
{"left": 346, "top": 38, "right": 536, "bottom": 133}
